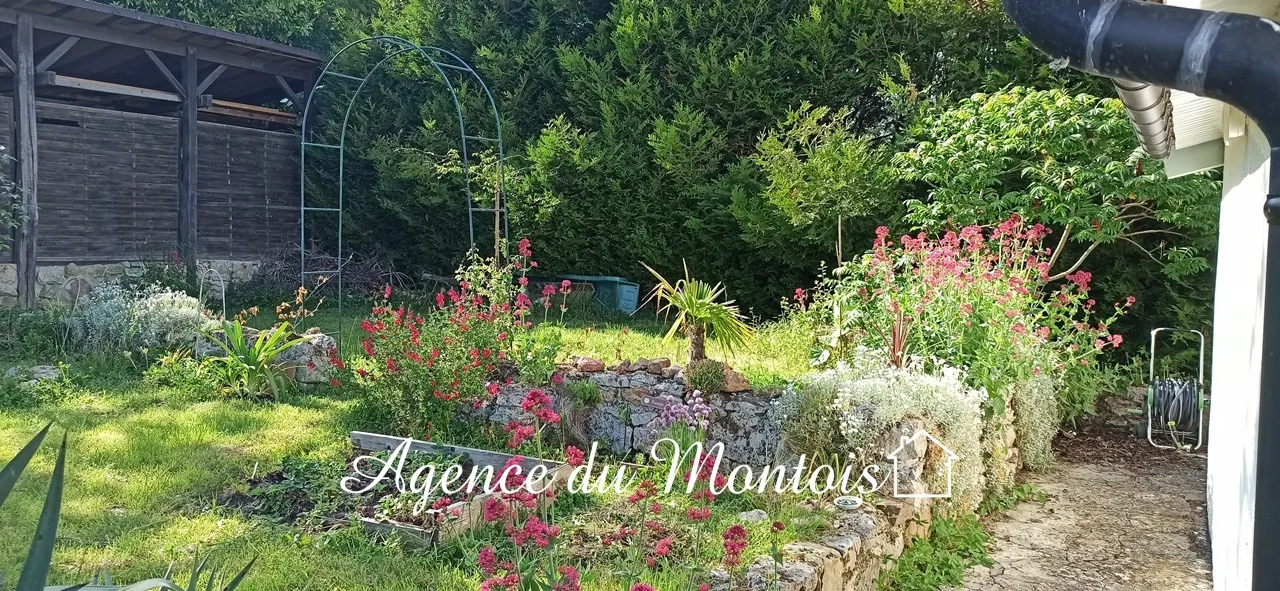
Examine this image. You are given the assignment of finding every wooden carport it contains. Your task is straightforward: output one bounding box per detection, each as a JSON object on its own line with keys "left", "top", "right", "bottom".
{"left": 0, "top": 0, "right": 323, "bottom": 307}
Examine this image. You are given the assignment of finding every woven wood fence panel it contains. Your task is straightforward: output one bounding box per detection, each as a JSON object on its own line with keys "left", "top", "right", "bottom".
{"left": 0, "top": 97, "right": 9, "bottom": 260}
{"left": 0, "top": 97, "right": 299, "bottom": 264}
{"left": 35, "top": 101, "right": 181, "bottom": 262}
{"left": 197, "top": 119, "right": 300, "bottom": 260}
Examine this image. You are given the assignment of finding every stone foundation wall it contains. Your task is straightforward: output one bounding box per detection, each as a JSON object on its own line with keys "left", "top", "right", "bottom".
{"left": 0, "top": 259, "right": 260, "bottom": 307}
{"left": 1095, "top": 386, "right": 1147, "bottom": 431}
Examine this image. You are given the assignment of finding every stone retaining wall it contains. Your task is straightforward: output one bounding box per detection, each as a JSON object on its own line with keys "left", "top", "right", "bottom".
{"left": 480, "top": 361, "right": 1026, "bottom": 590}
{"left": 734, "top": 419, "right": 937, "bottom": 591}
{"left": 478, "top": 357, "right": 782, "bottom": 465}
{"left": 0, "top": 259, "right": 259, "bottom": 307}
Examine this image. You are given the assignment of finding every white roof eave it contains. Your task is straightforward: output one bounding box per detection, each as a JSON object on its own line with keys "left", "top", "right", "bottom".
{"left": 1158, "top": 0, "right": 1280, "bottom": 176}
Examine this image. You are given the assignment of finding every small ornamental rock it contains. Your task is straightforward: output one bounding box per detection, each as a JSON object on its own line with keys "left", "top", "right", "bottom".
{"left": 704, "top": 569, "right": 731, "bottom": 591}
{"left": 5, "top": 365, "right": 62, "bottom": 390}
{"left": 608, "top": 360, "right": 630, "bottom": 372}
{"left": 722, "top": 367, "right": 751, "bottom": 393}
{"left": 661, "top": 366, "right": 681, "bottom": 380}
{"left": 738, "top": 509, "right": 769, "bottom": 523}
{"left": 575, "top": 357, "right": 605, "bottom": 372}
{"left": 647, "top": 358, "right": 671, "bottom": 374}
{"left": 628, "top": 359, "right": 650, "bottom": 372}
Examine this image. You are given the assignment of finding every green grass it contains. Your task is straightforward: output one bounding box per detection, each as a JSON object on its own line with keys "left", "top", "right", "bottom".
{"left": 0, "top": 364, "right": 476, "bottom": 589}
{"left": 0, "top": 352, "right": 822, "bottom": 590}
{"left": 544, "top": 316, "right": 813, "bottom": 389}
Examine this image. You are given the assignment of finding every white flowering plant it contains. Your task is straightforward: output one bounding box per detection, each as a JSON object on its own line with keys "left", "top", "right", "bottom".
{"left": 809, "top": 350, "right": 986, "bottom": 510}
{"left": 69, "top": 280, "right": 212, "bottom": 357}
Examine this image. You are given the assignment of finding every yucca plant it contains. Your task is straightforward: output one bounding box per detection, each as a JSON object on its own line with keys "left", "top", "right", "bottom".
{"left": 2, "top": 425, "right": 255, "bottom": 591}
{"left": 639, "top": 261, "right": 753, "bottom": 362}
{"left": 203, "top": 320, "right": 306, "bottom": 398}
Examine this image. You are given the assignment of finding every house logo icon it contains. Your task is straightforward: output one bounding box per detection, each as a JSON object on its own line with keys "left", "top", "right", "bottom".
{"left": 886, "top": 429, "right": 959, "bottom": 499}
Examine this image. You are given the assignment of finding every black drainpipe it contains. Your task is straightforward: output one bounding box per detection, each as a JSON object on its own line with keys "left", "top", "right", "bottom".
{"left": 1000, "top": 0, "right": 1280, "bottom": 585}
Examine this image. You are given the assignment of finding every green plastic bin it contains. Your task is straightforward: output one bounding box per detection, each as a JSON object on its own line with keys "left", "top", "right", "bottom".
{"left": 560, "top": 275, "right": 640, "bottom": 314}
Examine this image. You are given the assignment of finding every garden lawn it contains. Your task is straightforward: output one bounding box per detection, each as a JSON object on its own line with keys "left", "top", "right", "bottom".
{"left": 289, "top": 309, "right": 813, "bottom": 390}
{"left": 0, "top": 364, "right": 477, "bottom": 590}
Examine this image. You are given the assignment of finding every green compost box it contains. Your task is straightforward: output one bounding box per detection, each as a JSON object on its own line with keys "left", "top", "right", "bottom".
{"left": 560, "top": 275, "right": 640, "bottom": 314}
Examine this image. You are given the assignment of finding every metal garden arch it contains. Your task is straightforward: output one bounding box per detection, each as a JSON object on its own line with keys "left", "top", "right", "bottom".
{"left": 298, "top": 36, "right": 508, "bottom": 327}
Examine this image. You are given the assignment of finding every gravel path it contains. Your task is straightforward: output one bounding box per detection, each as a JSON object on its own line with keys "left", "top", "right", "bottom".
{"left": 962, "top": 428, "right": 1212, "bottom": 591}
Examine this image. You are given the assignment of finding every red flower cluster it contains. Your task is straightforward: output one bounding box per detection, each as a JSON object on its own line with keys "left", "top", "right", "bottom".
{"left": 338, "top": 241, "right": 562, "bottom": 438}
{"left": 564, "top": 445, "right": 585, "bottom": 467}
{"left": 505, "top": 515, "right": 561, "bottom": 548}
{"left": 521, "top": 389, "right": 559, "bottom": 424}
{"left": 722, "top": 524, "right": 749, "bottom": 567}
{"left": 503, "top": 388, "right": 561, "bottom": 450}
{"left": 627, "top": 480, "right": 659, "bottom": 504}
{"left": 686, "top": 506, "right": 712, "bottom": 522}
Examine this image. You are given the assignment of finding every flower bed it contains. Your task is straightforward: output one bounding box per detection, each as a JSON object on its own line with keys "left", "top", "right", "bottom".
{"left": 222, "top": 441, "right": 474, "bottom": 546}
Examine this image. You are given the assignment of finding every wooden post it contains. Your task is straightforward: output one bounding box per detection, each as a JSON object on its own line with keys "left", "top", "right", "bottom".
{"left": 178, "top": 46, "right": 198, "bottom": 284}
{"left": 13, "top": 14, "right": 38, "bottom": 308}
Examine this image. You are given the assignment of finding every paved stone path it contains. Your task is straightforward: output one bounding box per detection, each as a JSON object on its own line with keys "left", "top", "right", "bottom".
{"left": 962, "top": 430, "right": 1212, "bottom": 591}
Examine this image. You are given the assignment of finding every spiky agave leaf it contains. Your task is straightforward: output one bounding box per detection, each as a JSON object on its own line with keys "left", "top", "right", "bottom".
{"left": 15, "top": 432, "right": 67, "bottom": 591}
{"left": 188, "top": 551, "right": 209, "bottom": 591}
{"left": 0, "top": 422, "right": 52, "bottom": 510}
{"left": 219, "top": 556, "right": 257, "bottom": 591}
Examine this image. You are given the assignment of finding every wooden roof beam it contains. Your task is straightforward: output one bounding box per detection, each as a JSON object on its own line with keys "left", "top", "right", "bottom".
{"left": 34, "top": 71, "right": 297, "bottom": 124}
{"left": 0, "top": 7, "right": 314, "bottom": 80}
{"left": 34, "top": 34, "right": 76, "bottom": 72}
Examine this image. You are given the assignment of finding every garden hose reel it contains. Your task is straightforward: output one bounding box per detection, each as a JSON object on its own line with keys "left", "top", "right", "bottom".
{"left": 1146, "top": 328, "right": 1206, "bottom": 450}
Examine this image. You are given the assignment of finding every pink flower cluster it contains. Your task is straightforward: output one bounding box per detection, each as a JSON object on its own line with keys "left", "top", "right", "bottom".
{"left": 504, "top": 388, "right": 561, "bottom": 449}
{"left": 722, "top": 524, "right": 749, "bottom": 567}
{"left": 653, "top": 391, "right": 712, "bottom": 431}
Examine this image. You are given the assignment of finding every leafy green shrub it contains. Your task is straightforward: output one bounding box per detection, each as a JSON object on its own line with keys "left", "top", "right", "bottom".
{"left": 978, "top": 483, "right": 1047, "bottom": 517}
{"left": 773, "top": 382, "right": 846, "bottom": 461}
{"left": 143, "top": 349, "right": 216, "bottom": 394}
{"left": 814, "top": 351, "right": 985, "bottom": 511}
{"left": 0, "top": 307, "right": 69, "bottom": 359}
{"left": 343, "top": 240, "right": 554, "bottom": 439}
{"left": 131, "top": 256, "right": 197, "bottom": 296}
{"left": 685, "top": 359, "right": 726, "bottom": 395}
{"left": 249, "top": 454, "right": 350, "bottom": 522}
{"left": 68, "top": 280, "right": 212, "bottom": 355}
{"left": 880, "top": 515, "right": 992, "bottom": 591}
{"left": 1011, "top": 376, "right": 1059, "bottom": 471}
{"left": 564, "top": 379, "right": 601, "bottom": 406}
{"left": 512, "top": 326, "right": 563, "bottom": 385}
{"left": 811, "top": 216, "right": 1129, "bottom": 422}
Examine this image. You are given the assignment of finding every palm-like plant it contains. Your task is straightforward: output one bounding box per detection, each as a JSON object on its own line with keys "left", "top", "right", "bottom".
{"left": 639, "top": 261, "right": 753, "bottom": 362}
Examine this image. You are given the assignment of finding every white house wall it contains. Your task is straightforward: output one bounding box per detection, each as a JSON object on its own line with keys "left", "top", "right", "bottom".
{"left": 1208, "top": 111, "right": 1270, "bottom": 590}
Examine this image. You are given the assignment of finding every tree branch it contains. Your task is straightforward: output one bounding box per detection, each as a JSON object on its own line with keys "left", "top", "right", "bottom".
{"left": 1122, "top": 228, "right": 1186, "bottom": 239}
{"left": 1118, "top": 236, "right": 1164, "bottom": 265}
{"left": 1048, "top": 240, "right": 1103, "bottom": 281}
{"left": 1046, "top": 223, "right": 1072, "bottom": 271}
